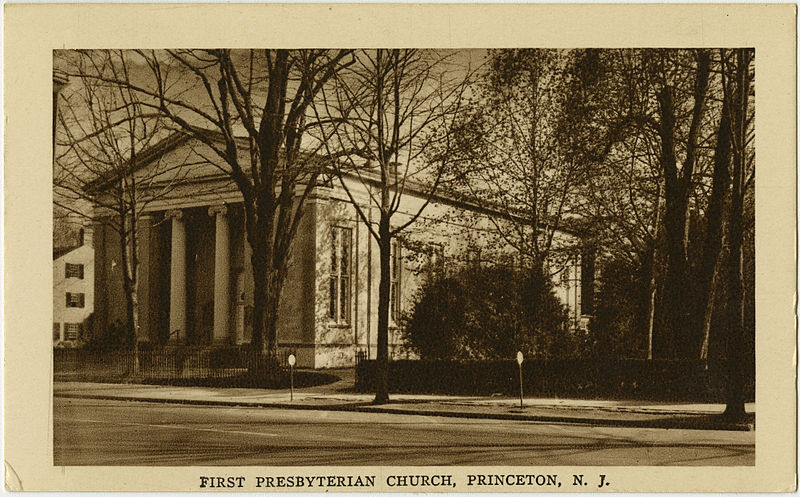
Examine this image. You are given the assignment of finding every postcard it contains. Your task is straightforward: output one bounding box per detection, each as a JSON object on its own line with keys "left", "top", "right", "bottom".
{"left": 4, "top": 3, "right": 796, "bottom": 493}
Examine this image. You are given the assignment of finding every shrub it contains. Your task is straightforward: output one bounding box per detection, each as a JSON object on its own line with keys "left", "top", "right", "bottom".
{"left": 84, "top": 318, "right": 133, "bottom": 352}
{"left": 401, "top": 265, "right": 577, "bottom": 360}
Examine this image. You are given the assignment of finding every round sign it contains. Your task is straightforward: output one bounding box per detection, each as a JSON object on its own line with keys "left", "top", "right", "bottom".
{"left": 287, "top": 354, "right": 296, "bottom": 367}
{"left": 516, "top": 351, "right": 524, "bottom": 365}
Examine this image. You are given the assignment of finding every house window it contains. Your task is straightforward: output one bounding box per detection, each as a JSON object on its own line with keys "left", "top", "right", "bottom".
{"left": 65, "top": 292, "right": 85, "bottom": 308}
{"left": 53, "top": 322, "right": 61, "bottom": 341}
{"left": 65, "top": 263, "right": 84, "bottom": 279}
{"left": 64, "top": 323, "right": 81, "bottom": 341}
{"left": 390, "top": 239, "right": 401, "bottom": 324}
{"left": 560, "top": 258, "right": 582, "bottom": 324}
{"left": 329, "top": 226, "right": 352, "bottom": 324}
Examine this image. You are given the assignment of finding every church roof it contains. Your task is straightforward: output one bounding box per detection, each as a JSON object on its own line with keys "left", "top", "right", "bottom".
{"left": 87, "top": 128, "right": 584, "bottom": 237}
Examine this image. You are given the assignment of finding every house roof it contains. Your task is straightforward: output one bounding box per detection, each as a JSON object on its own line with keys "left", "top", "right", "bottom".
{"left": 54, "top": 244, "right": 81, "bottom": 260}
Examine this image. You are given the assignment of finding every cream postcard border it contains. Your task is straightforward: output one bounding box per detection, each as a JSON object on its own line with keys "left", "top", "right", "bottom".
{"left": 4, "top": 4, "right": 796, "bottom": 492}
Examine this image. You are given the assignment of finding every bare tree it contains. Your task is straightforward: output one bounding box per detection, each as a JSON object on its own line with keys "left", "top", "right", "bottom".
{"left": 55, "top": 50, "right": 187, "bottom": 370}
{"left": 75, "top": 49, "right": 353, "bottom": 359}
{"left": 567, "top": 49, "right": 715, "bottom": 360}
{"left": 576, "top": 131, "right": 664, "bottom": 358}
{"left": 720, "top": 48, "right": 754, "bottom": 420}
{"left": 311, "top": 49, "right": 472, "bottom": 403}
{"left": 696, "top": 50, "right": 736, "bottom": 361}
{"left": 651, "top": 49, "right": 713, "bottom": 360}
{"left": 449, "top": 50, "right": 601, "bottom": 283}
{"left": 568, "top": 49, "right": 727, "bottom": 360}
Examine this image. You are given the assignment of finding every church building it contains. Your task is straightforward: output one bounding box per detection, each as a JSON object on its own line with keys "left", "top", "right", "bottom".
{"left": 91, "top": 132, "right": 593, "bottom": 368}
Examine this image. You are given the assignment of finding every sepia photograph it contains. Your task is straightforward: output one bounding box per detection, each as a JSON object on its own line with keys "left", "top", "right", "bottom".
{"left": 4, "top": 3, "right": 795, "bottom": 493}
{"left": 51, "top": 46, "right": 755, "bottom": 468}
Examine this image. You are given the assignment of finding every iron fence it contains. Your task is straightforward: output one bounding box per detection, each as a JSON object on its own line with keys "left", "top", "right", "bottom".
{"left": 54, "top": 347, "right": 289, "bottom": 382}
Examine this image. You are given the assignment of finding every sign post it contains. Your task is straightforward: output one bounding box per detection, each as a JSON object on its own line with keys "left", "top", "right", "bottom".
{"left": 287, "top": 354, "right": 296, "bottom": 402}
{"left": 516, "top": 351, "right": 524, "bottom": 409}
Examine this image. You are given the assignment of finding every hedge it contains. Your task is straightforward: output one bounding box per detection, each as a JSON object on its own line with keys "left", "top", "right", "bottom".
{"left": 355, "top": 358, "right": 754, "bottom": 402}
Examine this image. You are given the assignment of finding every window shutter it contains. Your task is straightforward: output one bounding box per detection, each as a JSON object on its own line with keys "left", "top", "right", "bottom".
{"left": 79, "top": 294, "right": 85, "bottom": 308}
{"left": 79, "top": 264, "right": 84, "bottom": 279}
{"left": 65, "top": 293, "right": 70, "bottom": 306}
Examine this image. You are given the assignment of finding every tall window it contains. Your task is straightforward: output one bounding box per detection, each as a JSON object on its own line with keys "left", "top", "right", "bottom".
{"left": 429, "top": 243, "right": 445, "bottom": 275}
{"left": 329, "top": 227, "right": 352, "bottom": 324}
{"left": 390, "top": 240, "right": 401, "bottom": 324}
{"left": 466, "top": 248, "right": 481, "bottom": 267}
{"left": 65, "top": 292, "right": 85, "bottom": 308}
{"left": 560, "top": 258, "right": 582, "bottom": 324}
{"left": 65, "top": 263, "right": 84, "bottom": 279}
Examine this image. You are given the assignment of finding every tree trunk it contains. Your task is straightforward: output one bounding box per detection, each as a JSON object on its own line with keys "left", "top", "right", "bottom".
{"left": 247, "top": 195, "right": 282, "bottom": 361}
{"left": 646, "top": 280, "right": 656, "bottom": 360}
{"left": 374, "top": 216, "right": 392, "bottom": 404}
{"left": 657, "top": 194, "right": 690, "bottom": 359}
{"left": 263, "top": 271, "right": 282, "bottom": 357}
{"left": 695, "top": 91, "right": 732, "bottom": 350}
{"left": 654, "top": 81, "right": 686, "bottom": 360}
{"left": 722, "top": 48, "right": 752, "bottom": 421}
{"left": 126, "top": 287, "right": 140, "bottom": 374}
{"left": 699, "top": 258, "right": 721, "bottom": 362}
{"left": 251, "top": 244, "right": 269, "bottom": 356}
{"left": 636, "top": 243, "right": 658, "bottom": 360}
{"left": 654, "top": 52, "right": 711, "bottom": 360}
{"left": 723, "top": 194, "right": 746, "bottom": 420}
{"left": 120, "top": 220, "right": 139, "bottom": 374}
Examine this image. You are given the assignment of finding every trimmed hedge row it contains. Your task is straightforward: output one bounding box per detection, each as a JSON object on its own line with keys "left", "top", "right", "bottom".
{"left": 355, "top": 359, "right": 754, "bottom": 401}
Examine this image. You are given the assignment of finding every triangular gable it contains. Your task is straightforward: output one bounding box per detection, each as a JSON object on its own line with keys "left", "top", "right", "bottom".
{"left": 128, "top": 133, "right": 232, "bottom": 188}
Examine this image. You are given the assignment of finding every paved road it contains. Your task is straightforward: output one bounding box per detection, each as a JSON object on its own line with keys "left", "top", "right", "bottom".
{"left": 53, "top": 398, "right": 754, "bottom": 466}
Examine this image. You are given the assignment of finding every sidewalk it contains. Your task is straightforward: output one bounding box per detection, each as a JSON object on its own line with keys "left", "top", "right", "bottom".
{"left": 53, "top": 380, "right": 755, "bottom": 431}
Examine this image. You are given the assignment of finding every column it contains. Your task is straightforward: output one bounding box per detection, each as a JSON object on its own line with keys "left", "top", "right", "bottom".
{"left": 168, "top": 209, "right": 186, "bottom": 342}
{"left": 209, "top": 205, "right": 230, "bottom": 344}
{"left": 137, "top": 214, "right": 153, "bottom": 343}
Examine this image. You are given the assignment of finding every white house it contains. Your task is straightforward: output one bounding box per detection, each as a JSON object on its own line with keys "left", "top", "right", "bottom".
{"left": 53, "top": 230, "right": 94, "bottom": 347}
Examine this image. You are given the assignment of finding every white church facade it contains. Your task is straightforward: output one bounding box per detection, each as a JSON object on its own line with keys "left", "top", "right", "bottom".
{"left": 91, "top": 132, "right": 594, "bottom": 368}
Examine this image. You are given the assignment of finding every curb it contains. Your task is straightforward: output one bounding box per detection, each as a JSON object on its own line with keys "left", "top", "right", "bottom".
{"left": 54, "top": 392, "right": 754, "bottom": 432}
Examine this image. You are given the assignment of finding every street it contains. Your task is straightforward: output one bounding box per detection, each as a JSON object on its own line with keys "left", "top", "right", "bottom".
{"left": 53, "top": 398, "right": 754, "bottom": 466}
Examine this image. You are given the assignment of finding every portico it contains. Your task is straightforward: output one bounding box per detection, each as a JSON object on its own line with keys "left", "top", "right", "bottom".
{"left": 115, "top": 204, "right": 245, "bottom": 348}
{"left": 162, "top": 205, "right": 233, "bottom": 344}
